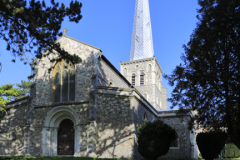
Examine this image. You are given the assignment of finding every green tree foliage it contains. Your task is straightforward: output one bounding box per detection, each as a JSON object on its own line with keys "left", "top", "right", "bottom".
{"left": 137, "top": 120, "right": 177, "bottom": 160}
{"left": 197, "top": 131, "right": 227, "bottom": 160}
{"left": 224, "top": 143, "right": 240, "bottom": 158}
{"left": 0, "top": 0, "right": 82, "bottom": 78}
{"left": 0, "top": 80, "right": 32, "bottom": 120}
{"left": 164, "top": 0, "right": 240, "bottom": 148}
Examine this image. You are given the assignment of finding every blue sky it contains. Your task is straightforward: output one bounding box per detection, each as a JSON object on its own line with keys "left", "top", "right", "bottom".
{"left": 0, "top": 0, "right": 200, "bottom": 109}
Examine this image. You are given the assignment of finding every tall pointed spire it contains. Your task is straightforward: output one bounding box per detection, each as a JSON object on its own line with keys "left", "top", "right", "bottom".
{"left": 130, "top": 0, "right": 154, "bottom": 61}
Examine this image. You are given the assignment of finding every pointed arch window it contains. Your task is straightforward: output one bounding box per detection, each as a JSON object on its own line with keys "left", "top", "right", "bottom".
{"left": 124, "top": 68, "right": 127, "bottom": 75}
{"left": 143, "top": 93, "right": 148, "bottom": 100}
{"left": 132, "top": 73, "right": 136, "bottom": 86}
{"left": 170, "top": 136, "right": 179, "bottom": 148}
{"left": 140, "top": 72, "right": 145, "bottom": 86}
{"left": 144, "top": 113, "right": 148, "bottom": 123}
{"left": 148, "top": 64, "right": 151, "bottom": 72}
{"left": 53, "top": 60, "right": 75, "bottom": 102}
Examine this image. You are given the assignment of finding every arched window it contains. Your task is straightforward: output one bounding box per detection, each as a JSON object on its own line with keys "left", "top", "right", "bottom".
{"left": 132, "top": 74, "right": 135, "bottom": 86}
{"left": 109, "top": 81, "right": 113, "bottom": 87}
{"left": 144, "top": 113, "right": 148, "bottom": 123}
{"left": 124, "top": 68, "right": 127, "bottom": 75}
{"left": 143, "top": 93, "right": 147, "bottom": 100}
{"left": 140, "top": 72, "right": 144, "bottom": 85}
{"left": 53, "top": 60, "right": 75, "bottom": 102}
{"left": 148, "top": 64, "right": 151, "bottom": 72}
{"left": 170, "top": 137, "right": 179, "bottom": 148}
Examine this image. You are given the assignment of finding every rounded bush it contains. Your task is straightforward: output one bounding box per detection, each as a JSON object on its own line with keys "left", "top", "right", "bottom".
{"left": 196, "top": 131, "right": 227, "bottom": 160}
{"left": 137, "top": 119, "right": 177, "bottom": 160}
{"left": 224, "top": 143, "right": 240, "bottom": 158}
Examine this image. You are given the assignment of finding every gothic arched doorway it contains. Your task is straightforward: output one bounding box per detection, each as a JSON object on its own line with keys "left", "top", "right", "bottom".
{"left": 57, "top": 119, "right": 75, "bottom": 155}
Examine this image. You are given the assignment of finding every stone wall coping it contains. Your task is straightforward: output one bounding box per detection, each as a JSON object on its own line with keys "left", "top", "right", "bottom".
{"left": 95, "top": 86, "right": 191, "bottom": 118}
{"left": 34, "top": 101, "right": 89, "bottom": 109}
{"left": 5, "top": 96, "right": 29, "bottom": 105}
{"left": 33, "top": 122, "right": 87, "bottom": 129}
{"left": 95, "top": 86, "right": 160, "bottom": 116}
{"left": 5, "top": 96, "right": 29, "bottom": 109}
{"left": 60, "top": 35, "right": 102, "bottom": 52}
{"left": 100, "top": 55, "right": 131, "bottom": 87}
{"left": 119, "top": 56, "right": 163, "bottom": 74}
{"left": 96, "top": 86, "right": 134, "bottom": 92}
{"left": 157, "top": 109, "right": 192, "bottom": 117}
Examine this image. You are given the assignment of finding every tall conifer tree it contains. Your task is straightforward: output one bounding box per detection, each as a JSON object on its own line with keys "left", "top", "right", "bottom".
{"left": 165, "top": 0, "right": 240, "bottom": 148}
{"left": 0, "top": 80, "right": 32, "bottom": 121}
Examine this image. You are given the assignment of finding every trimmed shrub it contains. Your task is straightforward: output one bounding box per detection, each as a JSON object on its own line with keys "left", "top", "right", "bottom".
{"left": 224, "top": 143, "right": 240, "bottom": 158}
{"left": 137, "top": 119, "right": 177, "bottom": 160}
{"left": 196, "top": 131, "right": 227, "bottom": 160}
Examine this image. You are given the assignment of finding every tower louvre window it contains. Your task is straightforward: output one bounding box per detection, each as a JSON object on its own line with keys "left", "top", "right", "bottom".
{"left": 53, "top": 60, "right": 75, "bottom": 102}
{"left": 140, "top": 72, "right": 144, "bottom": 85}
{"left": 132, "top": 74, "right": 136, "bottom": 86}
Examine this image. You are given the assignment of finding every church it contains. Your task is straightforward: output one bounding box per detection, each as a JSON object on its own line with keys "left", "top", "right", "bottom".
{"left": 0, "top": 0, "right": 198, "bottom": 159}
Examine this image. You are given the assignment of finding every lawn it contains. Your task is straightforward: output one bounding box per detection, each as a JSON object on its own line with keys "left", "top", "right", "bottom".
{"left": 1, "top": 156, "right": 239, "bottom": 160}
{"left": 0, "top": 156, "right": 190, "bottom": 160}
{"left": 198, "top": 158, "right": 240, "bottom": 160}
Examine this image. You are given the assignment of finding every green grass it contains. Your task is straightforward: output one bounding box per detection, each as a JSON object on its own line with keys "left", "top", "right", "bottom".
{"left": 0, "top": 156, "right": 143, "bottom": 160}
{"left": 198, "top": 158, "right": 240, "bottom": 160}
{"left": 0, "top": 156, "right": 127, "bottom": 160}
{"left": 0, "top": 156, "right": 193, "bottom": 160}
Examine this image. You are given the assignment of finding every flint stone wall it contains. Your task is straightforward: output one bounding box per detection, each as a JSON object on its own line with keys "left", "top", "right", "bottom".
{"left": 34, "top": 36, "right": 101, "bottom": 106}
{"left": 0, "top": 105, "right": 27, "bottom": 156}
{"left": 96, "top": 94, "right": 135, "bottom": 158}
{"left": 132, "top": 97, "right": 158, "bottom": 159}
{"left": 30, "top": 103, "right": 89, "bottom": 156}
{"left": 159, "top": 116, "right": 191, "bottom": 159}
{"left": 98, "top": 59, "right": 129, "bottom": 88}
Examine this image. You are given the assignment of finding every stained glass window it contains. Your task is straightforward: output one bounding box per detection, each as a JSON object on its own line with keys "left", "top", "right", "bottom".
{"left": 53, "top": 60, "right": 75, "bottom": 102}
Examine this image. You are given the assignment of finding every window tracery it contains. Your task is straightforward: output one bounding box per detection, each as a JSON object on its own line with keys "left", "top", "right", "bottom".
{"left": 53, "top": 60, "right": 75, "bottom": 102}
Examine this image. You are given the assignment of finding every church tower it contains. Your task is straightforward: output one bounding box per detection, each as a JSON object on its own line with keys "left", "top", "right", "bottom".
{"left": 120, "top": 0, "right": 167, "bottom": 110}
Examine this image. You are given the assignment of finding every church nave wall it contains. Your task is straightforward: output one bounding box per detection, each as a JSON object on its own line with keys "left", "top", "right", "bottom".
{"left": 132, "top": 97, "right": 158, "bottom": 159}
{"left": 0, "top": 105, "right": 27, "bottom": 156}
{"left": 159, "top": 116, "right": 191, "bottom": 159}
{"left": 31, "top": 103, "right": 89, "bottom": 156}
{"left": 33, "top": 36, "right": 101, "bottom": 106}
{"left": 97, "top": 58, "right": 130, "bottom": 88}
{"left": 95, "top": 94, "right": 135, "bottom": 159}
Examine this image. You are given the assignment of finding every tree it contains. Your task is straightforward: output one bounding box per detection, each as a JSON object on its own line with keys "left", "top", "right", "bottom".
{"left": 0, "top": 80, "right": 32, "bottom": 121}
{"left": 164, "top": 0, "right": 240, "bottom": 148}
{"left": 137, "top": 120, "right": 177, "bottom": 160}
{"left": 197, "top": 131, "right": 227, "bottom": 160}
{"left": 0, "top": 0, "right": 82, "bottom": 78}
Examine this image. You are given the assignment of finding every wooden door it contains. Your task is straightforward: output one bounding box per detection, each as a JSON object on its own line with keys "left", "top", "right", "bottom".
{"left": 57, "top": 119, "right": 74, "bottom": 155}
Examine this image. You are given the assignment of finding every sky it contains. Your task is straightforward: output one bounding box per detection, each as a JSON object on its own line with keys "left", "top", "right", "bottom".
{"left": 0, "top": 0, "right": 200, "bottom": 109}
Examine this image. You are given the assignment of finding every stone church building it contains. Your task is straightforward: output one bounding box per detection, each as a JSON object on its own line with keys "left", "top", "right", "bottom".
{"left": 0, "top": 0, "right": 198, "bottom": 159}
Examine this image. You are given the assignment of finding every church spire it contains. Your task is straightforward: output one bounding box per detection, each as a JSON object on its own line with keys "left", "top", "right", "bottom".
{"left": 130, "top": 0, "right": 154, "bottom": 61}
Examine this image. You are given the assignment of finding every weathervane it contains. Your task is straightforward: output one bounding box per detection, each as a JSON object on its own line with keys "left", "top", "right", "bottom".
{"left": 63, "top": 28, "right": 68, "bottom": 36}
